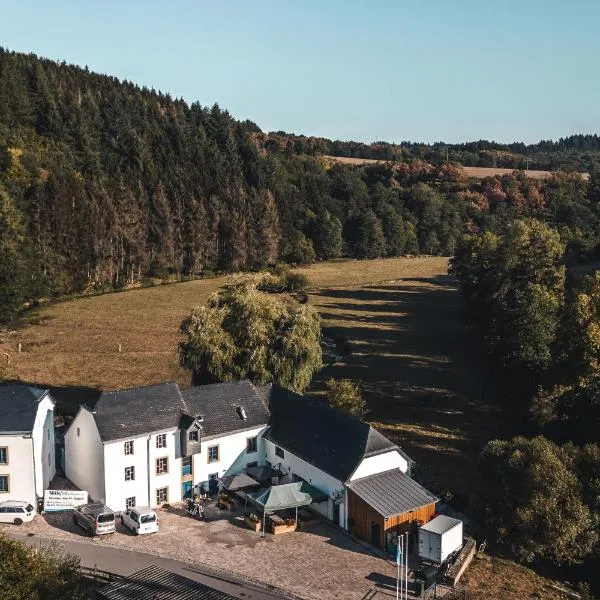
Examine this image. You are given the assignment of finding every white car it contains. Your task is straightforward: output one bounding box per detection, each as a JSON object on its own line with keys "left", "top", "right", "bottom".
{"left": 0, "top": 501, "right": 36, "bottom": 525}
{"left": 120, "top": 507, "right": 158, "bottom": 535}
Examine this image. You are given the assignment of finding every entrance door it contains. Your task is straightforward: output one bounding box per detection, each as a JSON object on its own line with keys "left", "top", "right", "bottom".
{"left": 182, "top": 480, "right": 193, "bottom": 499}
{"left": 371, "top": 522, "right": 381, "bottom": 548}
{"left": 333, "top": 502, "right": 340, "bottom": 526}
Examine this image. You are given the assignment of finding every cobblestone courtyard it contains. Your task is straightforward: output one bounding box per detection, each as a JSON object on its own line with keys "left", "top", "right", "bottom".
{"left": 2, "top": 504, "right": 405, "bottom": 600}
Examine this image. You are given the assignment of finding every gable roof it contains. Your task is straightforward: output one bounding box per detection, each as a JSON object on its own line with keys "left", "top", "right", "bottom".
{"left": 181, "top": 380, "right": 270, "bottom": 439}
{"left": 91, "top": 382, "right": 186, "bottom": 442}
{"left": 347, "top": 468, "right": 438, "bottom": 518}
{"left": 98, "top": 565, "right": 238, "bottom": 600}
{"left": 0, "top": 385, "right": 50, "bottom": 434}
{"left": 263, "top": 385, "right": 402, "bottom": 482}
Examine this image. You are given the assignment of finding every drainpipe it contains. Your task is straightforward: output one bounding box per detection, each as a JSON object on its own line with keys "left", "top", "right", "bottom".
{"left": 147, "top": 436, "right": 151, "bottom": 507}
{"left": 28, "top": 435, "right": 39, "bottom": 509}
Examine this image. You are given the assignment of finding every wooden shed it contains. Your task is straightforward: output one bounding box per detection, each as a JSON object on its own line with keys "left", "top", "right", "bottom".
{"left": 347, "top": 468, "right": 438, "bottom": 550}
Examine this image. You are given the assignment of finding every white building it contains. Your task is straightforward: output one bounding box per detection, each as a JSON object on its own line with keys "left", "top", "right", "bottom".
{"left": 0, "top": 385, "right": 56, "bottom": 506}
{"left": 65, "top": 381, "right": 269, "bottom": 511}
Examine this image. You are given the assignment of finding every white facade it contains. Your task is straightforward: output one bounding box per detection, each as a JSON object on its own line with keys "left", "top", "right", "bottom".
{"left": 193, "top": 426, "right": 266, "bottom": 486}
{"left": 65, "top": 410, "right": 268, "bottom": 511}
{"left": 0, "top": 392, "right": 55, "bottom": 506}
{"left": 64, "top": 407, "right": 105, "bottom": 503}
{"left": 263, "top": 438, "right": 346, "bottom": 525}
{"left": 349, "top": 450, "right": 408, "bottom": 481}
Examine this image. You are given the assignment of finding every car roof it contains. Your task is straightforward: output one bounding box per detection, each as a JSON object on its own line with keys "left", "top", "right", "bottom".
{"left": 129, "top": 506, "right": 154, "bottom": 513}
{"left": 0, "top": 500, "right": 31, "bottom": 506}
{"left": 82, "top": 503, "right": 114, "bottom": 514}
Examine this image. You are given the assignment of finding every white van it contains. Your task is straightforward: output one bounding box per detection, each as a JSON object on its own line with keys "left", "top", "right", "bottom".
{"left": 0, "top": 501, "right": 36, "bottom": 525}
{"left": 120, "top": 507, "right": 158, "bottom": 535}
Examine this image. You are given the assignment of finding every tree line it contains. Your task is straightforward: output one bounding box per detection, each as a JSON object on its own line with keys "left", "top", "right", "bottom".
{"left": 1, "top": 47, "right": 600, "bottom": 325}
{"left": 452, "top": 216, "right": 600, "bottom": 588}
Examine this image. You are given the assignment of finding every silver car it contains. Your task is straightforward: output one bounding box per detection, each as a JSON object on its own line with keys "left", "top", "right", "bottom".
{"left": 72, "top": 503, "right": 115, "bottom": 535}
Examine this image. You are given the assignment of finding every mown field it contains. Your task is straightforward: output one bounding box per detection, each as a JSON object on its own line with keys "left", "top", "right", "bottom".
{"left": 0, "top": 254, "right": 566, "bottom": 598}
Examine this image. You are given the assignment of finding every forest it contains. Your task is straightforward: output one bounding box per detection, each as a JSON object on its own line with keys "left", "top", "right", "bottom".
{"left": 1, "top": 46, "right": 600, "bottom": 325}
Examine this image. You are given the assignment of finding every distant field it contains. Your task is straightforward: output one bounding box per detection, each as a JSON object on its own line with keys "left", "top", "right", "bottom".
{"left": 0, "top": 256, "right": 447, "bottom": 392}
{"left": 324, "top": 155, "right": 590, "bottom": 180}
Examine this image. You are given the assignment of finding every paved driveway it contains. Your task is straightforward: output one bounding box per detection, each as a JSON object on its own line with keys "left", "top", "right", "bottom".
{"left": 2, "top": 503, "right": 404, "bottom": 600}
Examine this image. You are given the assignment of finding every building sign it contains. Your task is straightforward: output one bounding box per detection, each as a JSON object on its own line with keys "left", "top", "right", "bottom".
{"left": 43, "top": 489, "right": 88, "bottom": 512}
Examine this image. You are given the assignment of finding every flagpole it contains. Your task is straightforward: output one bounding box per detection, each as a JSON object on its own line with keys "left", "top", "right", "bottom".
{"left": 396, "top": 534, "right": 401, "bottom": 600}
{"left": 404, "top": 531, "right": 409, "bottom": 600}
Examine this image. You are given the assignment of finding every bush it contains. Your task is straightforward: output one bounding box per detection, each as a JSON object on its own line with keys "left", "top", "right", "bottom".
{"left": 326, "top": 378, "right": 366, "bottom": 417}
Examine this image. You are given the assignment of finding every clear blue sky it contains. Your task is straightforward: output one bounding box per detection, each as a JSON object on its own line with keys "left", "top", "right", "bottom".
{"left": 2, "top": 0, "right": 599, "bottom": 144}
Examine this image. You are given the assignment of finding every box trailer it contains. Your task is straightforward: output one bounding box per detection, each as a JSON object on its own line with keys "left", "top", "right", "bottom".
{"left": 418, "top": 515, "right": 463, "bottom": 564}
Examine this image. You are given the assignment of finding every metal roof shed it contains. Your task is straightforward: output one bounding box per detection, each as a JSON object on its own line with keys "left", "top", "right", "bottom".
{"left": 97, "top": 565, "right": 238, "bottom": 600}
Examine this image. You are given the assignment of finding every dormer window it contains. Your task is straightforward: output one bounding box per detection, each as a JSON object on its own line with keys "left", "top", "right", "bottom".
{"left": 188, "top": 429, "right": 199, "bottom": 442}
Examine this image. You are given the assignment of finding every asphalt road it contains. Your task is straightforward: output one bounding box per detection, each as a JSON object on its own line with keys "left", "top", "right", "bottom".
{"left": 11, "top": 532, "right": 292, "bottom": 600}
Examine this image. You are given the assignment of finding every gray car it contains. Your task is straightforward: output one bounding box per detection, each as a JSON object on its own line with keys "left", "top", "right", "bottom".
{"left": 72, "top": 503, "right": 115, "bottom": 535}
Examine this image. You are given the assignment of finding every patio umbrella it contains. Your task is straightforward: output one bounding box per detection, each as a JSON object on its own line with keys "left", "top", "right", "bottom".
{"left": 246, "top": 464, "right": 284, "bottom": 483}
{"left": 219, "top": 472, "right": 260, "bottom": 492}
{"left": 247, "top": 482, "right": 314, "bottom": 537}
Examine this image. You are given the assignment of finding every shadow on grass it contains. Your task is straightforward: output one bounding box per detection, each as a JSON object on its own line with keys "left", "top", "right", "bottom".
{"left": 310, "top": 277, "right": 503, "bottom": 493}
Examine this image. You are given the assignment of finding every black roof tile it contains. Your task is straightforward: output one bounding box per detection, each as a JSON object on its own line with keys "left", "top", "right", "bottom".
{"left": 0, "top": 385, "right": 50, "bottom": 433}
{"left": 92, "top": 382, "right": 186, "bottom": 442}
{"left": 264, "top": 385, "right": 401, "bottom": 482}
{"left": 181, "top": 380, "right": 270, "bottom": 439}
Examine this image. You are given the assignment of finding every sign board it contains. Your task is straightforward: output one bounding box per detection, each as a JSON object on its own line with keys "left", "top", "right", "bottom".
{"left": 43, "top": 489, "right": 88, "bottom": 512}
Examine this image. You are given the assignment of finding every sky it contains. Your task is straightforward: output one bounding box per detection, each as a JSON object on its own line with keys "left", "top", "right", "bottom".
{"left": 1, "top": 0, "right": 599, "bottom": 145}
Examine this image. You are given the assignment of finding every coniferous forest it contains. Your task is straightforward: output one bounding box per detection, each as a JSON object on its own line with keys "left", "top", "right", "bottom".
{"left": 1, "top": 47, "right": 600, "bottom": 323}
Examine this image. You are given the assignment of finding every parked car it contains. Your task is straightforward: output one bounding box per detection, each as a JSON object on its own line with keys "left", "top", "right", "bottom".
{"left": 72, "top": 503, "right": 116, "bottom": 535}
{"left": 121, "top": 507, "right": 158, "bottom": 535}
{"left": 0, "top": 501, "right": 36, "bottom": 525}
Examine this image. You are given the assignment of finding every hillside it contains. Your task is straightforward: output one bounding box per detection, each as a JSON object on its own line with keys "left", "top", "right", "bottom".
{"left": 0, "top": 47, "right": 599, "bottom": 326}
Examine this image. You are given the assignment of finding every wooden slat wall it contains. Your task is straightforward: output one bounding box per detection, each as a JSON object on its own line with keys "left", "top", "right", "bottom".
{"left": 347, "top": 489, "right": 386, "bottom": 548}
{"left": 347, "top": 489, "right": 437, "bottom": 549}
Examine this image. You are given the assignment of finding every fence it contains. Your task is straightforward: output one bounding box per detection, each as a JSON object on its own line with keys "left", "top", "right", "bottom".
{"left": 80, "top": 565, "right": 122, "bottom": 584}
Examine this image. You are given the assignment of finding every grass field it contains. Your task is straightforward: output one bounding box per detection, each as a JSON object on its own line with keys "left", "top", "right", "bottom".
{"left": 324, "top": 155, "right": 590, "bottom": 180}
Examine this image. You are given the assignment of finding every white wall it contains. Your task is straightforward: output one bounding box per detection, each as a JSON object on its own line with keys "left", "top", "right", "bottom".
{"left": 64, "top": 408, "right": 105, "bottom": 503}
{"left": 263, "top": 439, "right": 345, "bottom": 522}
{"left": 0, "top": 435, "right": 36, "bottom": 505}
{"left": 104, "top": 429, "right": 182, "bottom": 511}
{"left": 192, "top": 426, "right": 266, "bottom": 488}
{"left": 33, "top": 394, "right": 55, "bottom": 496}
{"left": 349, "top": 450, "right": 408, "bottom": 481}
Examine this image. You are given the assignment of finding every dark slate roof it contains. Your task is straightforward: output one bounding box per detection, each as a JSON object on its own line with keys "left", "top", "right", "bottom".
{"left": 92, "top": 383, "right": 186, "bottom": 442}
{"left": 347, "top": 468, "right": 438, "bottom": 518}
{"left": 263, "top": 385, "right": 403, "bottom": 482}
{"left": 97, "top": 565, "right": 239, "bottom": 600}
{"left": 0, "top": 385, "right": 50, "bottom": 434}
{"left": 181, "top": 380, "right": 270, "bottom": 439}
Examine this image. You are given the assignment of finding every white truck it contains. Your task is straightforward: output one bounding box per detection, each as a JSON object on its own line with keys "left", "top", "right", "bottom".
{"left": 418, "top": 515, "right": 463, "bottom": 564}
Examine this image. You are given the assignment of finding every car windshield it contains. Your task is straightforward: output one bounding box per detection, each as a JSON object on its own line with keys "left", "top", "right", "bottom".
{"left": 26, "top": 504, "right": 34, "bottom": 512}
{"left": 141, "top": 514, "right": 156, "bottom": 523}
{"left": 97, "top": 513, "right": 114, "bottom": 523}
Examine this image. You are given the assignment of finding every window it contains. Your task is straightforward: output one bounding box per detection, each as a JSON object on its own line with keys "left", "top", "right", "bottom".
{"left": 125, "top": 496, "right": 136, "bottom": 510}
{"left": 247, "top": 461, "right": 258, "bottom": 469}
{"left": 246, "top": 436, "right": 258, "bottom": 453}
{"left": 156, "top": 434, "right": 167, "bottom": 449}
{"left": 124, "top": 440, "right": 134, "bottom": 455}
{"left": 124, "top": 466, "right": 135, "bottom": 481}
{"left": 182, "top": 457, "right": 192, "bottom": 477}
{"left": 47, "top": 428, "right": 50, "bottom": 440}
{"left": 156, "top": 457, "right": 169, "bottom": 475}
{"left": 275, "top": 446, "right": 285, "bottom": 459}
{"left": 0, "top": 475, "right": 8, "bottom": 493}
{"left": 77, "top": 427, "right": 80, "bottom": 437}
{"left": 207, "top": 445, "right": 219, "bottom": 463}
{"left": 0, "top": 448, "right": 7, "bottom": 465}
{"left": 156, "top": 487, "right": 168, "bottom": 504}
{"left": 188, "top": 429, "right": 199, "bottom": 442}
{"left": 47, "top": 453, "right": 51, "bottom": 466}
